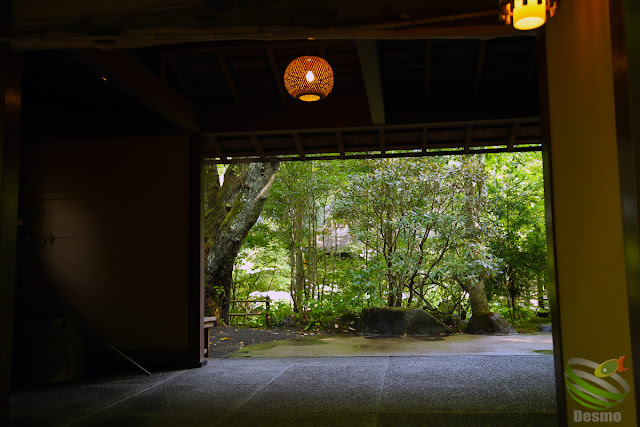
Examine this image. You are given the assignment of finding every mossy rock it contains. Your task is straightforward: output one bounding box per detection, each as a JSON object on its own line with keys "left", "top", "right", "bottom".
{"left": 464, "top": 312, "right": 516, "bottom": 335}
{"left": 357, "top": 307, "right": 450, "bottom": 336}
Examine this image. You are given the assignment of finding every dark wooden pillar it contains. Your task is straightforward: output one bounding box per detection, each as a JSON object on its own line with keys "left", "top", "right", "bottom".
{"left": 188, "top": 135, "right": 206, "bottom": 367}
{"left": 611, "top": 0, "right": 640, "bottom": 421}
{"left": 0, "top": 44, "right": 21, "bottom": 421}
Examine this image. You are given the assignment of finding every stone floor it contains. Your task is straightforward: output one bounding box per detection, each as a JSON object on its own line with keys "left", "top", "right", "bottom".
{"left": 229, "top": 332, "right": 554, "bottom": 358}
{"left": 11, "top": 354, "right": 558, "bottom": 426}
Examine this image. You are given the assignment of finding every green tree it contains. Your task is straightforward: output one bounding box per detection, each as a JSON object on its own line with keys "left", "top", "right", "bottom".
{"left": 485, "top": 152, "right": 547, "bottom": 318}
{"left": 333, "top": 156, "right": 500, "bottom": 315}
{"left": 204, "top": 162, "right": 280, "bottom": 323}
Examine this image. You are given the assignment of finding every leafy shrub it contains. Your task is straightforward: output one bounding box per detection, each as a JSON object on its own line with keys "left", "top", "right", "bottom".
{"left": 267, "top": 300, "right": 294, "bottom": 327}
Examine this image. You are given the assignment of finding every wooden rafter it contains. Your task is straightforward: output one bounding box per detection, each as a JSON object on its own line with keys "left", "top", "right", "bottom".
{"left": 210, "top": 136, "right": 228, "bottom": 162}
{"left": 293, "top": 133, "right": 305, "bottom": 160}
{"left": 356, "top": 40, "right": 385, "bottom": 125}
{"left": 251, "top": 134, "right": 266, "bottom": 161}
{"left": 508, "top": 121, "right": 520, "bottom": 152}
{"left": 216, "top": 51, "right": 242, "bottom": 105}
{"left": 464, "top": 124, "right": 473, "bottom": 153}
{"left": 70, "top": 49, "right": 200, "bottom": 134}
{"left": 167, "top": 55, "right": 194, "bottom": 101}
{"left": 379, "top": 129, "right": 386, "bottom": 156}
{"left": 266, "top": 48, "right": 287, "bottom": 103}
{"left": 203, "top": 118, "right": 541, "bottom": 162}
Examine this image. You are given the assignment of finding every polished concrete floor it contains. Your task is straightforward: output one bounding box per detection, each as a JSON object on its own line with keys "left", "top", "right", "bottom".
{"left": 11, "top": 354, "right": 558, "bottom": 426}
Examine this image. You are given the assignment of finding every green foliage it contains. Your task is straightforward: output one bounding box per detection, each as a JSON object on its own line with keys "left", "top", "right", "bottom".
{"left": 267, "top": 301, "right": 294, "bottom": 327}
{"left": 484, "top": 152, "right": 548, "bottom": 315}
{"left": 228, "top": 153, "right": 548, "bottom": 329}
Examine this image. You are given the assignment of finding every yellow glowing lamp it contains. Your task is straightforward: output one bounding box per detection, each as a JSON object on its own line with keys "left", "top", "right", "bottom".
{"left": 284, "top": 56, "right": 334, "bottom": 102}
{"left": 500, "top": 0, "right": 560, "bottom": 31}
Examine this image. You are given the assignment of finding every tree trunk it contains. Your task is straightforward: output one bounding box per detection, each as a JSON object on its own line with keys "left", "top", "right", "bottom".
{"left": 462, "top": 155, "right": 492, "bottom": 318}
{"left": 205, "top": 162, "right": 280, "bottom": 323}
{"left": 537, "top": 281, "right": 546, "bottom": 310}
{"left": 293, "top": 202, "right": 305, "bottom": 311}
{"left": 464, "top": 279, "right": 491, "bottom": 316}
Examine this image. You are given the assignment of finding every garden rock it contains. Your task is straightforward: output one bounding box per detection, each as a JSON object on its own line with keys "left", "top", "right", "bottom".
{"left": 538, "top": 323, "right": 552, "bottom": 332}
{"left": 465, "top": 312, "right": 517, "bottom": 335}
{"left": 281, "top": 315, "right": 298, "bottom": 328}
{"left": 357, "top": 307, "right": 449, "bottom": 336}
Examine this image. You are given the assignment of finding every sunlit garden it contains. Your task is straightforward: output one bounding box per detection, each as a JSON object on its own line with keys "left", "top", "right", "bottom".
{"left": 205, "top": 152, "right": 549, "bottom": 334}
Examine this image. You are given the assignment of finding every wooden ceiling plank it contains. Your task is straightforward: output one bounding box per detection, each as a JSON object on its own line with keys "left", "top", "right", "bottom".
{"left": 70, "top": 49, "right": 200, "bottom": 134}
{"left": 356, "top": 40, "right": 385, "bottom": 125}
{"left": 379, "top": 129, "right": 386, "bottom": 156}
{"left": 251, "top": 134, "right": 267, "bottom": 161}
{"left": 266, "top": 48, "right": 288, "bottom": 103}
{"left": 337, "top": 131, "right": 346, "bottom": 159}
{"left": 424, "top": 39, "right": 432, "bottom": 97}
{"left": 473, "top": 40, "right": 487, "bottom": 96}
{"left": 215, "top": 51, "right": 242, "bottom": 105}
{"left": 293, "top": 133, "right": 306, "bottom": 160}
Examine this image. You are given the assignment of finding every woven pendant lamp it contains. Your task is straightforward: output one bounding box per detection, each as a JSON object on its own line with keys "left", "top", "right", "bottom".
{"left": 284, "top": 56, "right": 334, "bottom": 102}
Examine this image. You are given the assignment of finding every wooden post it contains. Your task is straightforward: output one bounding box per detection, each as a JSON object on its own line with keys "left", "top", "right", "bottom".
{"left": 0, "top": 44, "right": 20, "bottom": 423}
{"left": 265, "top": 297, "right": 271, "bottom": 327}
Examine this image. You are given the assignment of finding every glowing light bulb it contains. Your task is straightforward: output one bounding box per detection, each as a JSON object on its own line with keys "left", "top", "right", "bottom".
{"left": 513, "top": 0, "right": 547, "bottom": 30}
{"left": 306, "top": 70, "right": 315, "bottom": 82}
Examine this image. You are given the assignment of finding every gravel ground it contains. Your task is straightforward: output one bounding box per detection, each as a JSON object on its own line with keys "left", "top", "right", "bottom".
{"left": 207, "top": 325, "right": 333, "bottom": 358}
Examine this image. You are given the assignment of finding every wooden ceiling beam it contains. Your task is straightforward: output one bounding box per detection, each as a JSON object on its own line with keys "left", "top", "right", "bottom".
{"left": 356, "top": 40, "right": 385, "bottom": 125}
{"left": 69, "top": 49, "right": 200, "bottom": 134}
{"left": 266, "top": 48, "right": 288, "bottom": 103}
{"left": 204, "top": 118, "right": 541, "bottom": 161}
{"left": 216, "top": 51, "right": 242, "bottom": 105}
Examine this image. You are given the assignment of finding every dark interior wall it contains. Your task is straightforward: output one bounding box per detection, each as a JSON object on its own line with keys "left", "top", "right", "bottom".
{"left": 15, "top": 134, "right": 193, "bottom": 382}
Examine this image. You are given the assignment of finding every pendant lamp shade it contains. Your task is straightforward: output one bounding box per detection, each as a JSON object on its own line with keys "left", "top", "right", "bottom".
{"left": 284, "top": 56, "right": 334, "bottom": 102}
{"left": 499, "top": 0, "right": 560, "bottom": 31}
